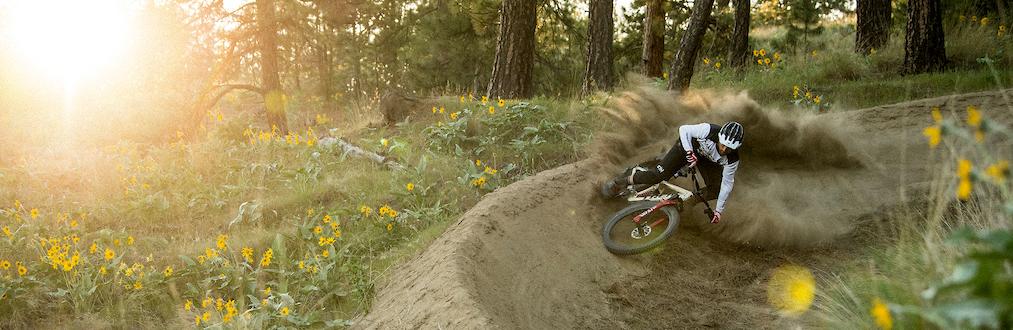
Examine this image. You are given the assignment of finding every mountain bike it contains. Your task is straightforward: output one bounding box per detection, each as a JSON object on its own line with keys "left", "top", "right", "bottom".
{"left": 600, "top": 162, "right": 714, "bottom": 255}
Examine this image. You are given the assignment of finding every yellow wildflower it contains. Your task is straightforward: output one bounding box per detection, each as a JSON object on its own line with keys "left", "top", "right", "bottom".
{"left": 323, "top": 214, "right": 332, "bottom": 223}
{"left": 959, "top": 15, "right": 966, "bottom": 22}
{"left": 216, "top": 297, "right": 224, "bottom": 311}
{"left": 764, "top": 58, "right": 771, "bottom": 65}
{"left": 359, "top": 205, "right": 372, "bottom": 216}
{"left": 202, "top": 311, "right": 210, "bottom": 322}
{"left": 986, "top": 160, "right": 1009, "bottom": 183}
{"left": 759, "top": 49, "right": 766, "bottom": 56}
{"left": 813, "top": 96, "right": 821, "bottom": 104}
{"left": 714, "top": 62, "right": 721, "bottom": 69}
{"left": 439, "top": 106, "right": 445, "bottom": 114}
{"left": 488, "top": 106, "right": 495, "bottom": 115}
{"left": 981, "top": 17, "right": 990, "bottom": 26}
{"left": 471, "top": 176, "right": 487, "bottom": 187}
{"left": 321, "top": 249, "right": 330, "bottom": 258}
{"left": 2, "top": 226, "right": 11, "bottom": 238}
{"left": 0, "top": 260, "right": 9, "bottom": 270}
{"left": 185, "top": 300, "right": 193, "bottom": 311}
{"left": 766, "top": 264, "right": 815, "bottom": 316}
{"left": 481, "top": 95, "right": 488, "bottom": 105}
{"left": 931, "top": 107, "right": 942, "bottom": 123}
{"left": 406, "top": 182, "right": 415, "bottom": 192}
{"left": 703, "top": 57, "right": 711, "bottom": 65}
{"left": 133, "top": 281, "right": 143, "bottom": 290}
{"left": 164, "top": 266, "right": 173, "bottom": 277}
{"left": 957, "top": 178, "right": 972, "bottom": 201}
{"left": 99, "top": 266, "right": 106, "bottom": 275}
{"left": 216, "top": 234, "right": 227, "bottom": 250}
{"left": 773, "top": 52, "right": 781, "bottom": 61}
{"left": 105, "top": 248, "right": 115, "bottom": 261}
{"left": 957, "top": 159, "right": 973, "bottom": 179}
{"left": 432, "top": 106, "right": 437, "bottom": 114}
{"left": 89, "top": 242, "right": 97, "bottom": 253}
{"left": 334, "top": 229, "right": 342, "bottom": 238}
{"left": 14, "top": 200, "right": 21, "bottom": 209}
{"left": 757, "top": 59, "right": 763, "bottom": 65}
{"left": 386, "top": 222, "right": 393, "bottom": 232}
{"left": 388, "top": 209, "right": 398, "bottom": 218}
{"left": 381, "top": 138, "right": 389, "bottom": 148}
{"left": 793, "top": 85, "right": 800, "bottom": 98}
{"left": 17, "top": 263, "right": 27, "bottom": 276}
{"left": 966, "top": 105, "right": 981, "bottom": 127}
{"left": 923, "top": 126, "right": 942, "bottom": 148}
{"left": 280, "top": 306, "right": 290, "bottom": 316}
{"left": 870, "top": 298, "right": 892, "bottom": 330}
{"left": 299, "top": 260, "right": 305, "bottom": 269}
{"left": 260, "top": 248, "right": 273, "bottom": 267}
{"left": 194, "top": 315, "right": 200, "bottom": 326}
{"left": 498, "top": 99, "right": 505, "bottom": 107}
{"left": 113, "top": 239, "right": 121, "bottom": 247}
{"left": 313, "top": 226, "right": 323, "bottom": 235}
{"left": 475, "top": 159, "right": 482, "bottom": 166}
{"left": 753, "top": 49, "right": 759, "bottom": 57}
{"left": 30, "top": 208, "right": 38, "bottom": 219}
{"left": 241, "top": 247, "right": 254, "bottom": 263}
{"left": 450, "top": 112, "right": 459, "bottom": 120}
{"left": 484, "top": 166, "right": 498, "bottom": 175}
{"left": 264, "top": 287, "right": 272, "bottom": 296}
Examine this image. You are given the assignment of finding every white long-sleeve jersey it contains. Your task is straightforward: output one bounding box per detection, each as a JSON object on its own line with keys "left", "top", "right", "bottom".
{"left": 678, "top": 123, "right": 739, "bottom": 213}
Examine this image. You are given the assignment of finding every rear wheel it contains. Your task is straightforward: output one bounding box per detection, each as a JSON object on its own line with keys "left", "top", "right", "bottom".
{"left": 601, "top": 201, "right": 680, "bottom": 255}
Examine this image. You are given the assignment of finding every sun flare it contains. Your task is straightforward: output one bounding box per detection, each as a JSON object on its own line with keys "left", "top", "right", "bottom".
{"left": 4, "top": 0, "right": 133, "bottom": 82}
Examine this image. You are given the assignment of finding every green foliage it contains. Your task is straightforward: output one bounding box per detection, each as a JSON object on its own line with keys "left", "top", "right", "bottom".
{"left": 896, "top": 227, "right": 1013, "bottom": 329}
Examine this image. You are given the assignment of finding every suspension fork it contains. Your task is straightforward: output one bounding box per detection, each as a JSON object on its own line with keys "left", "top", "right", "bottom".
{"left": 633, "top": 199, "right": 678, "bottom": 229}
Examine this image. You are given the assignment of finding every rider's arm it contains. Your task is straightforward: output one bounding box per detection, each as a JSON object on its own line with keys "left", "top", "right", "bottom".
{"left": 715, "top": 160, "right": 738, "bottom": 213}
{"left": 678, "top": 123, "right": 712, "bottom": 152}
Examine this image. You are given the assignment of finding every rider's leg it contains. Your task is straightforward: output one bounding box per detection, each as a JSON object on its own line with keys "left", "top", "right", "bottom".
{"left": 626, "top": 141, "right": 688, "bottom": 185}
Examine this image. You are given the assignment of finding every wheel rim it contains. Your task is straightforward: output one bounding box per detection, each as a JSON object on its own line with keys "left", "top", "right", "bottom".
{"left": 607, "top": 208, "right": 671, "bottom": 250}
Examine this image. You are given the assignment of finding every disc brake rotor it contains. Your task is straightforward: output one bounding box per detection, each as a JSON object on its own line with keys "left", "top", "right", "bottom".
{"left": 630, "top": 225, "right": 652, "bottom": 239}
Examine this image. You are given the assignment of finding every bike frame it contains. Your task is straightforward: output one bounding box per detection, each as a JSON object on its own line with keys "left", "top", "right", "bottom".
{"left": 628, "top": 167, "right": 714, "bottom": 227}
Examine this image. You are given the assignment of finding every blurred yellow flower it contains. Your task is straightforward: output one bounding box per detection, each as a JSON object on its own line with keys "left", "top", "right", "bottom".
{"left": 17, "top": 263, "right": 27, "bottom": 276}
{"left": 957, "top": 159, "right": 973, "bottom": 179}
{"left": 359, "top": 205, "right": 372, "bottom": 216}
{"left": 759, "top": 49, "right": 766, "bottom": 56}
{"left": 923, "top": 126, "right": 941, "bottom": 148}
{"left": 703, "top": 57, "right": 711, "bottom": 65}
{"left": 202, "top": 311, "right": 210, "bottom": 322}
{"left": 959, "top": 15, "right": 966, "bottom": 22}
{"left": 133, "top": 281, "right": 143, "bottom": 290}
{"left": 2, "top": 226, "right": 11, "bottom": 238}
{"left": 484, "top": 166, "right": 498, "bottom": 175}
{"left": 753, "top": 49, "right": 760, "bottom": 56}
{"left": 475, "top": 159, "right": 482, "bottom": 166}
{"left": 280, "top": 306, "right": 290, "bottom": 316}
{"left": 386, "top": 222, "right": 393, "bottom": 232}
{"left": 481, "top": 95, "right": 489, "bottom": 105}
{"left": 814, "top": 96, "right": 821, "bottom": 104}
{"left": 30, "top": 208, "right": 38, "bottom": 219}
{"left": 967, "top": 105, "right": 981, "bottom": 127}
{"left": 450, "top": 112, "right": 459, "bottom": 120}
{"left": 164, "top": 266, "right": 173, "bottom": 277}
{"left": 432, "top": 106, "right": 437, "bottom": 114}
{"left": 764, "top": 58, "right": 771, "bottom": 65}
{"left": 439, "top": 106, "right": 445, "bottom": 114}
{"left": 488, "top": 106, "right": 495, "bottom": 115}
{"left": 957, "top": 178, "right": 972, "bottom": 201}
{"left": 381, "top": 138, "right": 389, "bottom": 148}
{"left": 471, "top": 176, "right": 487, "bottom": 187}
{"left": 931, "top": 107, "right": 942, "bottom": 123}
{"left": 498, "top": 99, "right": 506, "bottom": 107}
{"left": 981, "top": 17, "right": 990, "bottom": 26}
{"left": 757, "top": 59, "right": 763, "bottom": 65}
{"left": 766, "top": 264, "right": 815, "bottom": 316}
{"left": 185, "top": 300, "right": 193, "bottom": 312}
{"left": 127, "top": 236, "right": 134, "bottom": 245}
{"left": 986, "top": 160, "right": 1008, "bottom": 183}
{"left": 773, "top": 52, "right": 781, "bottom": 61}
{"left": 714, "top": 62, "right": 721, "bottom": 69}
{"left": 323, "top": 214, "right": 332, "bottom": 223}
{"left": 870, "top": 298, "right": 892, "bottom": 330}
{"left": 0, "top": 260, "right": 9, "bottom": 270}
{"left": 406, "top": 182, "right": 415, "bottom": 192}
{"left": 105, "top": 248, "right": 115, "bottom": 261}
{"left": 321, "top": 249, "right": 330, "bottom": 257}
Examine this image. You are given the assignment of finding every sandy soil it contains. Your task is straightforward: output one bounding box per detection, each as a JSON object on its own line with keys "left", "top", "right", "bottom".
{"left": 354, "top": 86, "right": 1012, "bottom": 329}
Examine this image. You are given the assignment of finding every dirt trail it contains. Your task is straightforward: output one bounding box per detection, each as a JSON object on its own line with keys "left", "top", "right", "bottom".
{"left": 355, "top": 87, "right": 1012, "bottom": 329}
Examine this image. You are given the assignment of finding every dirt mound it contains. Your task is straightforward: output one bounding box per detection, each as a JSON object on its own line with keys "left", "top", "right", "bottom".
{"left": 355, "top": 87, "right": 1013, "bottom": 329}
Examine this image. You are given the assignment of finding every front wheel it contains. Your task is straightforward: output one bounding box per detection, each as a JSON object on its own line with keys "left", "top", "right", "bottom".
{"left": 601, "top": 201, "right": 680, "bottom": 255}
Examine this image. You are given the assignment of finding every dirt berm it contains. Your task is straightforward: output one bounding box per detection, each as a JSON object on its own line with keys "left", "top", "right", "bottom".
{"left": 355, "top": 86, "right": 1012, "bottom": 329}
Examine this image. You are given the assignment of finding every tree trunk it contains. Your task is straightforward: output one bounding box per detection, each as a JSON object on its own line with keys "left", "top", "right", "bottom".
{"left": 582, "top": 0, "right": 615, "bottom": 95}
{"left": 642, "top": 0, "right": 665, "bottom": 77}
{"left": 257, "top": 0, "right": 288, "bottom": 134}
{"left": 487, "top": 0, "right": 536, "bottom": 99}
{"left": 318, "top": 43, "right": 333, "bottom": 111}
{"left": 728, "top": 0, "right": 750, "bottom": 69}
{"left": 855, "top": 0, "right": 891, "bottom": 54}
{"left": 668, "top": 0, "right": 715, "bottom": 91}
{"left": 902, "top": 0, "right": 946, "bottom": 74}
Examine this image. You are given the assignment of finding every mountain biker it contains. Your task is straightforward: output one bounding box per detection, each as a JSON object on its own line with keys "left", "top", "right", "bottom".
{"left": 601, "top": 122, "right": 743, "bottom": 224}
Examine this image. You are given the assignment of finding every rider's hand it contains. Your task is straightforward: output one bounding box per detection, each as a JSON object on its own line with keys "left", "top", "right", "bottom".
{"left": 685, "top": 150, "right": 698, "bottom": 168}
{"left": 710, "top": 211, "right": 721, "bottom": 224}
